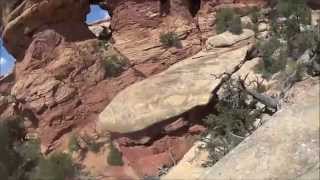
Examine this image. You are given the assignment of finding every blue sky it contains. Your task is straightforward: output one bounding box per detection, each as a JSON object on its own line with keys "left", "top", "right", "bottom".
{"left": 0, "top": 39, "right": 15, "bottom": 76}
{"left": 86, "top": 5, "right": 110, "bottom": 24}
{"left": 0, "top": 5, "right": 109, "bottom": 75}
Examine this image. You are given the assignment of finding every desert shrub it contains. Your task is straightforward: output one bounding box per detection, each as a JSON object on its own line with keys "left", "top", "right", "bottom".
{"left": 255, "top": 37, "right": 288, "bottom": 78}
{"left": 250, "top": 7, "right": 261, "bottom": 24}
{"left": 0, "top": 121, "right": 20, "bottom": 179}
{"left": 68, "top": 134, "right": 80, "bottom": 153}
{"left": 31, "top": 153, "right": 75, "bottom": 180}
{"left": 160, "top": 32, "right": 180, "bottom": 47}
{"left": 285, "top": 60, "right": 306, "bottom": 81}
{"left": 98, "top": 40, "right": 109, "bottom": 49}
{"left": 229, "top": 15, "right": 243, "bottom": 34}
{"left": 215, "top": 8, "right": 243, "bottom": 35}
{"left": 0, "top": 118, "right": 41, "bottom": 180}
{"left": 0, "top": 118, "right": 89, "bottom": 180}
{"left": 201, "top": 78, "right": 261, "bottom": 167}
{"left": 16, "top": 139, "right": 41, "bottom": 163}
{"left": 103, "top": 55, "right": 127, "bottom": 77}
{"left": 288, "top": 30, "right": 320, "bottom": 59}
{"left": 107, "top": 144, "right": 123, "bottom": 166}
{"left": 81, "top": 135, "right": 105, "bottom": 153}
{"left": 276, "top": 0, "right": 311, "bottom": 24}
{"left": 274, "top": 0, "right": 311, "bottom": 39}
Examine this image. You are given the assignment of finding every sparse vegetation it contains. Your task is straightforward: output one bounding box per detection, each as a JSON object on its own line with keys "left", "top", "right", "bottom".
{"left": 250, "top": 7, "right": 261, "bottom": 24}
{"left": 68, "top": 134, "right": 80, "bottom": 153}
{"left": 103, "top": 55, "right": 127, "bottom": 77}
{"left": 107, "top": 144, "right": 124, "bottom": 166}
{"left": 215, "top": 8, "right": 243, "bottom": 35}
{"left": 81, "top": 135, "right": 104, "bottom": 153}
{"left": 160, "top": 32, "right": 180, "bottom": 47}
{"left": 31, "top": 153, "right": 75, "bottom": 180}
{"left": 254, "top": 0, "right": 320, "bottom": 80}
{"left": 98, "top": 40, "right": 109, "bottom": 49}
{"left": 201, "top": 77, "right": 264, "bottom": 167}
{"left": 272, "top": 0, "right": 311, "bottom": 39}
{"left": 0, "top": 117, "right": 92, "bottom": 180}
{"left": 254, "top": 37, "right": 287, "bottom": 78}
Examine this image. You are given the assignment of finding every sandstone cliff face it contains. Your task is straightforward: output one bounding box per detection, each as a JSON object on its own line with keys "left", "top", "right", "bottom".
{"left": 103, "top": 0, "right": 202, "bottom": 75}
{"left": 99, "top": 0, "right": 267, "bottom": 75}
{"left": 0, "top": 0, "right": 266, "bottom": 151}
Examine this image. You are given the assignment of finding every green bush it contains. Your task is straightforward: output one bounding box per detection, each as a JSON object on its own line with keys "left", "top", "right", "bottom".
{"left": 255, "top": 37, "right": 288, "bottom": 78}
{"left": 288, "top": 30, "right": 320, "bottom": 58}
{"left": 80, "top": 135, "right": 104, "bottom": 153}
{"left": 276, "top": 0, "right": 311, "bottom": 24}
{"left": 250, "top": 7, "right": 261, "bottom": 24}
{"left": 275, "top": 0, "right": 311, "bottom": 39}
{"left": 103, "top": 55, "right": 127, "bottom": 77}
{"left": 0, "top": 119, "right": 90, "bottom": 180}
{"left": 160, "top": 32, "right": 180, "bottom": 47}
{"left": 31, "top": 153, "right": 75, "bottom": 180}
{"left": 68, "top": 134, "right": 80, "bottom": 153}
{"left": 201, "top": 78, "right": 261, "bottom": 167}
{"left": 0, "top": 119, "right": 41, "bottom": 180}
{"left": 215, "top": 8, "right": 243, "bottom": 35}
{"left": 229, "top": 15, "right": 243, "bottom": 35}
{"left": 107, "top": 144, "right": 123, "bottom": 166}
{"left": 98, "top": 40, "right": 109, "bottom": 49}
{"left": 17, "top": 139, "right": 41, "bottom": 163}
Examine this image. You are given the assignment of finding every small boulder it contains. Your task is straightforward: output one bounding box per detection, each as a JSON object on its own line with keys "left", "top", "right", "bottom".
{"left": 206, "top": 29, "right": 254, "bottom": 49}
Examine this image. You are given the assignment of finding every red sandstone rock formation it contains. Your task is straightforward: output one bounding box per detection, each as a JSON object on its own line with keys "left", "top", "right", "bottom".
{"left": 0, "top": 0, "right": 271, "bottom": 178}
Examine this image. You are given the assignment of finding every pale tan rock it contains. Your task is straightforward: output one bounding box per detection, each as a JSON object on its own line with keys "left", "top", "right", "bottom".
{"left": 162, "top": 141, "right": 209, "bottom": 180}
{"left": 258, "top": 22, "right": 269, "bottom": 32}
{"left": 88, "top": 20, "right": 111, "bottom": 39}
{"left": 201, "top": 82, "right": 320, "bottom": 180}
{"left": 241, "top": 16, "right": 253, "bottom": 25}
{"left": 206, "top": 29, "right": 254, "bottom": 49}
{"left": 311, "top": 10, "right": 320, "bottom": 26}
{"left": 99, "top": 45, "right": 252, "bottom": 133}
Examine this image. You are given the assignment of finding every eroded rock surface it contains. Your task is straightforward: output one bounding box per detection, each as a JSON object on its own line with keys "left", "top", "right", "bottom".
{"left": 9, "top": 28, "right": 150, "bottom": 152}
{"left": 206, "top": 29, "right": 254, "bottom": 49}
{"left": 99, "top": 45, "right": 252, "bottom": 133}
{"left": 99, "top": 44, "right": 255, "bottom": 177}
{"left": 1, "top": 0, "right": 92, "bottom": 60}
{"left": 99, "top": 0, "right": 267, "bottom": 71}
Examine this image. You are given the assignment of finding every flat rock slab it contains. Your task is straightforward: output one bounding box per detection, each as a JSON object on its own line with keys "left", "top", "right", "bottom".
{"left": 99, "top": 46, "right": 251, "bottom": 133}
{"left": 201, "top": 82, "right": 320, "bottom": 180}
{"left": 206, "top": 29, "right": 254, "bottom": 49}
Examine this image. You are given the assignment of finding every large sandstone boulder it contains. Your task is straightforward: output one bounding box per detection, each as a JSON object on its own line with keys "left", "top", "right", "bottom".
{"left": 99, "top": 45, "right": 252, "bottom": 133}
{"left": 200, "top": 80, "right": 320, "bottom": 180}
{"left": 206, "top": 29, "right": 254, "bottom": 49}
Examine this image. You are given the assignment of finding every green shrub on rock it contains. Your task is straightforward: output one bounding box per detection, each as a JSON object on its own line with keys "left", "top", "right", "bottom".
{"left": 215, "top": 8, "right": 243, "bottom": 35}
{"left": 201, "top": 78, "right": 261, "bottom": 167}
{"left": 68, "top": 134, "right": 80, "bottom": 153}
{"left": 250, "top": 7, "right": 261, "bottom": 24}
{"left": 275, "top": 0, "right": 311, "bottom": 39}
{"left": 229, "top": 15, "right": 243, "bottom": 35}
{"left": 254, "top": 37, "right": 288, "bottom": 78}
{"left": 107, "top": 144, "right": 124, "bottom": 166}
{"left": 160, "top": 32, "right": 180, "bottom": 47}
{"left": 103, "top": 55, "right": 127, "bottom": 77}
{"left": 31, "top": 153, "right": 75, "bottom": 180}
